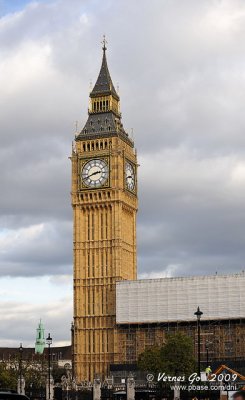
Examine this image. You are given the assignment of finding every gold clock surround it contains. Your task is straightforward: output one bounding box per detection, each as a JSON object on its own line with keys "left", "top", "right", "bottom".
{"left": 79, "top": 155, "right": 110, "bottom": 190}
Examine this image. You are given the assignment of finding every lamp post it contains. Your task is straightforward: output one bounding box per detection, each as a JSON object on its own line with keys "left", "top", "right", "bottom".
{"left": 19, "top": 343, "right": 23, "bottom": 394}
{"left": 194, "top": 307, "right": 203, "bottom": 377}
{"left": 46, "top": 333, "right": 52, "bottom": 400}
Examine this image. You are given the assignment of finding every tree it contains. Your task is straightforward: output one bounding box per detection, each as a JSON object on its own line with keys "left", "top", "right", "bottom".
{"left": 0, "top": 362, "right": 18, "bottom": 390}
{"left": 138, "top": 332, "right": 196, "bottom": 377}
{"left": 138, "top": 345, "right": 162, "bottom": 374}
{"left": 160, "top": 333, "right": 196, "bottom": 376}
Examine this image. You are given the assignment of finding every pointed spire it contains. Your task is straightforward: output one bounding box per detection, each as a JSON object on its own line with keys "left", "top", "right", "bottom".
{"left": 90, "top": 36, "right": 119, "bottom": 100}
{"left": 102, "top": 34, "right": 107, "bottom": 53}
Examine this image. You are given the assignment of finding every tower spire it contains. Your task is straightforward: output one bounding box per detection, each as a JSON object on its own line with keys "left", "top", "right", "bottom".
{"left": 101, "top": 34, "right": 107, "bottom": 53}
{"left": 90, "top": 36, "right": 119, "bottom": 100}
{"left": 76, "top": 39, "right": 133, "bottom": 147}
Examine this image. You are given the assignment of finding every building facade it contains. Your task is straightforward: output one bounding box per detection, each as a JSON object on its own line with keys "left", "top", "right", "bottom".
{"left": 116, "top": 274, "right": 245, "bottom": 373}
{"left": 71, "top": 41, "right": 138, "bottom": 382}
{"left": 72, "top": 43, "right": 245, "bottom": 383}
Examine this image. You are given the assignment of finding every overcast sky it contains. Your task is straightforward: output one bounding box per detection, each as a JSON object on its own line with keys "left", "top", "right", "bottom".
{"left": 0, "top": 0, "right": 245, "bottom": 347}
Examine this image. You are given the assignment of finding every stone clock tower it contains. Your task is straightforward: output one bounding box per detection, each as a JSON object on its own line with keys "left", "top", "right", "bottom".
{"left": 71, "top": 40, "right": 138, "bottom": 382}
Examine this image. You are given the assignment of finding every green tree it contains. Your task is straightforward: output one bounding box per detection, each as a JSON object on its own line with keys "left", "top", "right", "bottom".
{"left": 160, "top": 333, "right": 196, "bottom": 376}
{"left": 0, "top": 362, "right": 18, "bottom": 390}
{"left": 138, "top": 332, "right": 196, "bottom": 377}
{"left": 138, "top": 345, "right": 162, "bottom": 374}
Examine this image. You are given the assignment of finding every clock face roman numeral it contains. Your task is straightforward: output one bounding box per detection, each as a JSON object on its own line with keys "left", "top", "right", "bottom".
{"left": 81, "top": 158, "right": 109, "bottom": 188}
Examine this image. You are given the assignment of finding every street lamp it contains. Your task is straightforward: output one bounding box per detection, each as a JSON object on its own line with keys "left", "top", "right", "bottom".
{"left": 46, "top": 333, "right": 52, "bottom": 400}
{"left": 19, "top": 343, "right": 23, "bottom": 394}
{"left": 194, "top": 307, "right": 203, "bottom": 377}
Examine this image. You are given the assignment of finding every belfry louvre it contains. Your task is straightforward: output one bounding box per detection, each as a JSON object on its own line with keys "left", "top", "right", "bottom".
{"left": 71, "top": 42, "right": 245, "bottom": 382}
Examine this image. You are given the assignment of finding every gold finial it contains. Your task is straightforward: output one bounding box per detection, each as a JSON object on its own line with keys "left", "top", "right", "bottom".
{"left": 101, "top": 34, "right": 107, "bottom": 52}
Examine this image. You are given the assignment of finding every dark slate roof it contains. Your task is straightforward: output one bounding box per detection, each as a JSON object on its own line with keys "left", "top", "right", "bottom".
{"left": 90, "top": 49, "right": 119, "bottom": 100}
{"left": 79, "top": 112, "right": 122, "bottom": 135}
{"left": 75, "top": 112, "right": 133, "bottom": 147}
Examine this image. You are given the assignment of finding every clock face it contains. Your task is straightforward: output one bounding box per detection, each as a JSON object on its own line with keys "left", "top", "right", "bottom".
{"left": 125, "top": 161, "right": 135, "bottom": 191}
{"left": 81, "top": 158, "right": 109, "bottom": 188}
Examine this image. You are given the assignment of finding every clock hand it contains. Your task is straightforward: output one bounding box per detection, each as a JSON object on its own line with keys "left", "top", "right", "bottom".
{"left": 87, "top": 170, "right": 101, "bottom": 179}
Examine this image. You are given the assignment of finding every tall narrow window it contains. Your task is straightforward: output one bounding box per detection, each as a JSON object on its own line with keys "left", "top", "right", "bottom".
{"left": 87, "top": 252, "right": 90, "bottom": 277}
{"left": 88, "top": 288, "right": 90, "bottom": 315}
{"left": 104, "top": 331, "right": 107, "bottom": 353}
{"left": 102, "top": 330, "right": 104, "bottom": 353}
{"left": 105, "top": 250, "right": 108, "bottom": 276}
{"left": 87, "top": 214, "right": 90, "bottom": 241}
{"left": 87, "top": 331, "right": 91, "bottom": 353}
{"left": 92, "top": 254, "right": 95, "bottom": 277}
{"left": 92, "top": 288, "right": 95, "bottom": 314}
{"left": 106, "top": 331, "right": 109, "bottom": 353}
{"left": 91, "top": 213, "right": 94, "bottom": 240}
{"left": 101, "top": 213, "right": 103, "bottom": 239}
{"left": 102, "top": 288, "right": 104, "bottom": 314}
{"left": 101, "top": 250, "right": 104, "bottom": 276}
{"left": 105, "top": 212, "right": 108, "bottom": 238}
{"left": 93, "top": 331, "right": 95, "bottom": 353}
{"left": 105, "top": 289, "right": 108, "bottom": 314}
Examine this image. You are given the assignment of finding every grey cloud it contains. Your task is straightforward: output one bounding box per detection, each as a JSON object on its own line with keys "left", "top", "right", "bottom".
{"left": 0, "top": 297, "right": 72, "bottom": 347}
{"left": 0, "top": 0, "right": 245, "bottom": 282}
{"left": 0, "top": 221, "right": 72, "bottom": 277}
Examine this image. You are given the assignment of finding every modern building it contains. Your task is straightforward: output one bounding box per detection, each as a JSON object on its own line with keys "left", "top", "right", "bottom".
{"left": 72, "top": 41, "right": 245, "bottom": 383}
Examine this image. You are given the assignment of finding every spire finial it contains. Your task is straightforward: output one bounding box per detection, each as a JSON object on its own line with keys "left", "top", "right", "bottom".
{"left": 101, "top": 34, "right": 107, "bottom": 53}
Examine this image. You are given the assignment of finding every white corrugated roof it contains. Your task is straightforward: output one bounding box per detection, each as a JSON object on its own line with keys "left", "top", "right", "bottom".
{"left": 116, "top": 273, "right": 245, "bottom": 324}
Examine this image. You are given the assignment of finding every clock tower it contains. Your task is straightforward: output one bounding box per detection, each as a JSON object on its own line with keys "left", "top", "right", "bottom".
{"left": 71, "top": 40, "right": 138, "bottom": 382}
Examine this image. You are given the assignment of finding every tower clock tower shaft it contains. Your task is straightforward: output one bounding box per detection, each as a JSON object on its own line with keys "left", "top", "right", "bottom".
{"left": 71, "top": 42, "right": 138, "bottom": 382}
